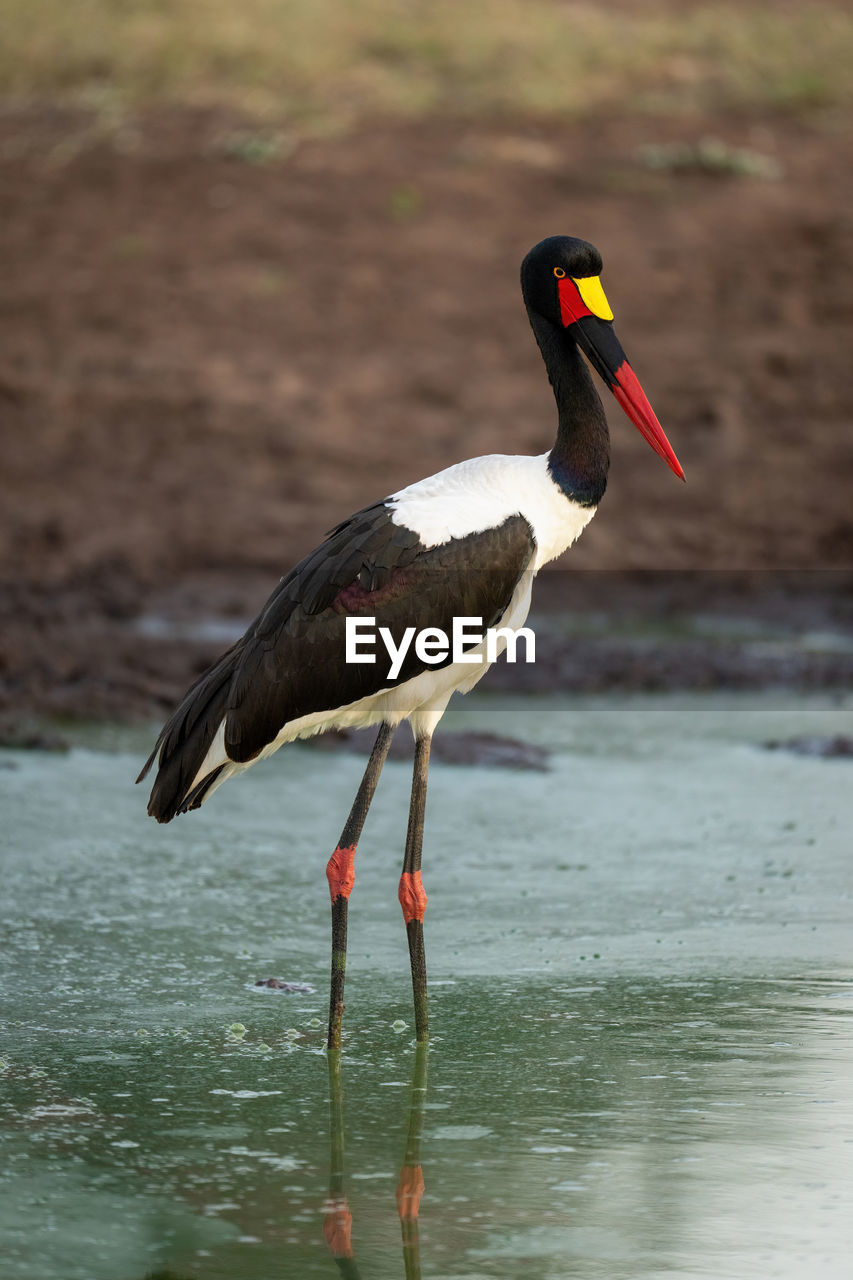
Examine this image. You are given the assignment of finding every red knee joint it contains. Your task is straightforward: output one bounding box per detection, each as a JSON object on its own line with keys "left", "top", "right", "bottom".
{"left": 326, "top": 845, "right": 356, "bottom": 902}
{"left": 323, "top": 1198, "right": 353, "bottom": 1257}
{"left": 398, "top": 870, "right": 427, "bottom": 923}
{"left": 396, "top": 1165, "right": 425, "bottom": 1220}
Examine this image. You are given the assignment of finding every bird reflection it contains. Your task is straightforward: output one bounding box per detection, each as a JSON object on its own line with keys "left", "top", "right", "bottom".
{"left": 324, "top": 1048, "right": 358, "bottom": 1276}
{"left": 395, "top": 1043, "right": 428, "bottom": 1280}
{"left": 325, "top": 1044, "right": 428, "bottom": 1278}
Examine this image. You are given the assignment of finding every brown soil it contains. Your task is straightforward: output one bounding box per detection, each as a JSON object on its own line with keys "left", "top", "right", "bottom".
{"left": 1, "top": 105, "right": 852, "bottom": 723}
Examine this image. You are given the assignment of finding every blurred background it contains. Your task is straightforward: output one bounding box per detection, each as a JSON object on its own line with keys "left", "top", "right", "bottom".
{"left": 1, "top": 0, "right": 852, "bottom": 726}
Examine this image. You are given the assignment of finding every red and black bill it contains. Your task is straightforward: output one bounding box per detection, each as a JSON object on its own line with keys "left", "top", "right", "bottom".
{"left": 558, "top": 277, "right": 685, "bottom": 481}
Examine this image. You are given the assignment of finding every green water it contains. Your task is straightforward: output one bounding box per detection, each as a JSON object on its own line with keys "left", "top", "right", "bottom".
{"left": 2, "top": 693, "right": 852, "bottom": 1278}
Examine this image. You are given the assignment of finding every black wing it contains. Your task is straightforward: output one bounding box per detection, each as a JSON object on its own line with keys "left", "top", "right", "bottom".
{"left": 140, "top": 502, "right": 534, "bottom": 820}
{"left": 225, "top": 506, "right": 535, "bottom": 760}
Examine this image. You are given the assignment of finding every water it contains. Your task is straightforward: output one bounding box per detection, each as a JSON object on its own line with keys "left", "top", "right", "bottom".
{"left": 1, "top": 692, "right": 852, "bottom": 1278}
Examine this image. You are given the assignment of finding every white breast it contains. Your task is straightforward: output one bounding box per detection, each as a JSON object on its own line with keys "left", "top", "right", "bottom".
{"left": 388, "top": 452, "right": 596, "bottom": 570}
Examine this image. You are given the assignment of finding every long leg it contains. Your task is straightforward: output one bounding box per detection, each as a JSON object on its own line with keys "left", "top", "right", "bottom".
{"left": 327, "top": 721, "right": 396, "bottom": 1050}
{"left": 399, "top": 733, "right": 431, "bottom": 1042}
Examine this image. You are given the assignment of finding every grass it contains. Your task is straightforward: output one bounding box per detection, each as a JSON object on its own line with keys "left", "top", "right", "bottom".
{"left": 0, "top": 0, "right": 851, "bottom": 125}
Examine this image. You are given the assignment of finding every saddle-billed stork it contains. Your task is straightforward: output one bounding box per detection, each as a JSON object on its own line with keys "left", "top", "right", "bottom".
{"left": 138, "top": 235, "right": 684, "bottom": 1048}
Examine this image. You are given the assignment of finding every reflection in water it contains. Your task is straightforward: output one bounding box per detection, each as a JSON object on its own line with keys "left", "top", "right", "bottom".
{"left": 395, "top": 1044, "right": 427, "bottom": 1280}
{"left": 325, "top": 1044, "right": 428, "bottom": 1280}
{"left": 3, "top": 700, "right": 852, "bottom": 1277}
{"left": 324, "top": 1049, "right": 358, "bottom": 1276}
{"left": 2, "top": 977, "right": 851, "bottom": 1279}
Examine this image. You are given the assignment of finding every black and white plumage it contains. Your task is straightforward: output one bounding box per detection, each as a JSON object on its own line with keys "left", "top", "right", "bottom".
{"left": 139, "top": 235, "right": 683, "bottom": 1045}
{"left": 140, "top": 467, "right": 585, "bottom": 823}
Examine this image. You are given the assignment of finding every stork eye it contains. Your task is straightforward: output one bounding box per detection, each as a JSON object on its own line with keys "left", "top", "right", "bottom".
{"left": 553, "top": 267, "right": 566, "bottom": 278}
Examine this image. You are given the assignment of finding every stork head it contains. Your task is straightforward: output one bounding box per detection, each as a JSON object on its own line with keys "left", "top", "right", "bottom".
{"left": 521, "top": 235, "right": 684, "bottom": 480}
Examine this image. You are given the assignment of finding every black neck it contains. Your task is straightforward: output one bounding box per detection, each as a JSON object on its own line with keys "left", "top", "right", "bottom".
{"left": 527, "top": 309, "right": 610, "bottom": 508}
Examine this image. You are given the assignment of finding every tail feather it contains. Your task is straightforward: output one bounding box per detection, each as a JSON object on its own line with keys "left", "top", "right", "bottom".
{"left": 178, "top": 763, "right": 228, "bottom": 815}
{"left": 138, "top": 643, "right": 242, "bottom": 823}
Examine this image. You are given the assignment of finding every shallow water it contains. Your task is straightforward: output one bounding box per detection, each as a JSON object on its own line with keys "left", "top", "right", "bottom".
{"left": 2, "top": 692, "right": 852, "bottom": 1278}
